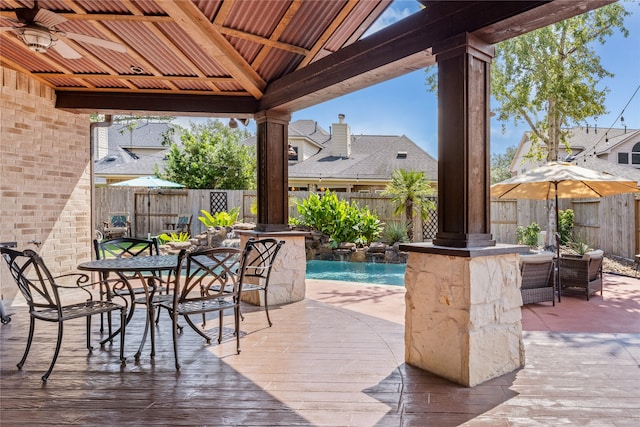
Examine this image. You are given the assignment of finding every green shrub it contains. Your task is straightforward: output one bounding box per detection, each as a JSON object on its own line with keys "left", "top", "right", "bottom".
{"left": 516, "top": 222, "right": 541, "bottom": 248}
{"left": 295, "top": 190, "right": 383, "bottom": 246}
{"left": 558, "top": 209, "right": 574, "bottom": 245}
{"left": 383, "top": 222, "right": 409, "bottom": 245}
{"left": 198, "top": 207, "right": 239, "bottom": 228}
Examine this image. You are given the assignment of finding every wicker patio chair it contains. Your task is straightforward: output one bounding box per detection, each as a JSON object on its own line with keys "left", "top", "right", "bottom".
{"left": 519, "top": 252, "right": 555, "bottom": 306}
{"left": 0, "top": 247, "right": 126, "bottom": 382}
{"left": 558, "top": 249, "right": 604, "bottom": 301}
{"left": 160, "top": 244, "right": 253, "bottom": 370}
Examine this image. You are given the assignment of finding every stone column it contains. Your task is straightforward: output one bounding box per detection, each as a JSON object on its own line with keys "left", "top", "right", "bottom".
{"left": 254, "top": 110, "right": 291, "bottom": 232}
{"left": 401, "top": 244, "right": 525, "bottom": 387}
{"left": 236, "top": 230, "right": 308, "bottom": 306}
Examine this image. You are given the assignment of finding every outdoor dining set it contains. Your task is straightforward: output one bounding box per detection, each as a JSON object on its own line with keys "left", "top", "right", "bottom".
{"left": 519, "top": 247, "right": 604, "bottom": 306}
{"left": 0, "top": 236, "right": 284, "bottom": 381}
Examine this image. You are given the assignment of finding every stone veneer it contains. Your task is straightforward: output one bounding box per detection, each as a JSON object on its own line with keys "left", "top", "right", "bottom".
{"left": 236, "top": 231, "right": 308, "bottom": 306}
{"left": 402, "top": 244, "right": 525, "bottom": 387}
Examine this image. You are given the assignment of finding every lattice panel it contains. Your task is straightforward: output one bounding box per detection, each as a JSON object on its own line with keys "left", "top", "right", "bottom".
{"left": 422, "top": 197, "right": 438, "bottom": 240}
{"left": 210, "top": 192, "right": 228, "bottom": 213}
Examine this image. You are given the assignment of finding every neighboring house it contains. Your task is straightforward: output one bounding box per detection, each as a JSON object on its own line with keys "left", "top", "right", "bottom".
{"left": 244, "top": 114, "right": 438, "bottom": 192}
{"left": 510, "top": 126, "right": 640, "bottom": 176}
{"left": 93, "top": 120, "right": 179, "bottom": 186}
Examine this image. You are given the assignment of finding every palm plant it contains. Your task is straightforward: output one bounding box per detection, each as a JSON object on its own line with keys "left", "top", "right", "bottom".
{"left": 382, "top": 169, "right": 436, "bottom": 242}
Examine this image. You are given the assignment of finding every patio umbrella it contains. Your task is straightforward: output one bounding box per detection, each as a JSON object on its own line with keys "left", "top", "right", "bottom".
{"left": 111, "top": 176, "right": 185, "bottom": 236}
{"left": 492, "top": 162, "right": 639, "bottom": 293}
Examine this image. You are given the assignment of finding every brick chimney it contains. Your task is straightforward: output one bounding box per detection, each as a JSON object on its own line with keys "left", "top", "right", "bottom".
{"left": 331, "top": 114, "right": 351, "bottom": 158}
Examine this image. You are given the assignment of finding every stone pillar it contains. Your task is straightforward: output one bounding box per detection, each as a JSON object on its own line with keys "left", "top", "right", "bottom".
{"left": 237, "top": 230, "right": 308, "bottom": 306}
{"left": 401, "top": 244, "right": 525, "bottom": 387}
{"left": 254, "top": 110, "right": 291, "bottom": 232}
{"left": 432, "top": 33, "right": 495, "bottom": 248}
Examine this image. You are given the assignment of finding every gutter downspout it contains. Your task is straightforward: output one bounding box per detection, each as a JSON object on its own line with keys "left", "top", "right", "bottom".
{"left": 90, "top": 115, "right": 113, "bottom": 241}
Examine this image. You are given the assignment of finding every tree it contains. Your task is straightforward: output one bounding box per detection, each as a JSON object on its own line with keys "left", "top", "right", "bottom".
{"left": 491, "top": 145, "right": 517, "bottom": 184}
{"left": 158, "top": 119, "right": 255, "bottom": 189}
{"left": 491, "top": 4, "right": 629, "bottom": 161}
{"left": 382, "top": 169, "right": 436, "bottom": 242}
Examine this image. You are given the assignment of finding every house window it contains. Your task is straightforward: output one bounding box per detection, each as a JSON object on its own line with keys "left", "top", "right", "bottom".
{"left": 633, "top": 142, "right": 640, "bottom": 165}
{"left": 288, "top": 145, "right": 299, "bottom": 161}
{"left": 618, "top": 152, "right": 629, "bottom": 164}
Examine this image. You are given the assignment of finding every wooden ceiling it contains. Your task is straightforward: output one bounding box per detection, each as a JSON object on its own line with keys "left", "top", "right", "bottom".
{"left": 0, "top": 0, "right": 614, "bottom": 117}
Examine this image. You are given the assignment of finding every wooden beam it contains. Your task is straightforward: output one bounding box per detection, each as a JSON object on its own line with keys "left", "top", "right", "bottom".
{"left": 157, "top": 0, "right": 266, "bottom": 99}
{"left": 260, "top": 0, "right": 614, "bottom": 112}
{"left": 55, "top": 91, "right": 259, "bottom": 115}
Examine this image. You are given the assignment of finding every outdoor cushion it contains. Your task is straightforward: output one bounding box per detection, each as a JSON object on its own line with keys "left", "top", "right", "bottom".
{"left": 583, "top": 249, "right": 604, "bottom": 260}
{"left": 519, "top": 252, "right": 554, "bottom": 266}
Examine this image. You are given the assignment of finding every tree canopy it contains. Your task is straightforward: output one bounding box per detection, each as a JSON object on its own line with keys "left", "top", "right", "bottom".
{"left": 491, "top": 145, "right": 517, "bottom": 184}
{"left": 491, "top": 4, "right": 629, "bottom": 161}
{"left": 158, "top": 119, "right": 255, "bottom": 190}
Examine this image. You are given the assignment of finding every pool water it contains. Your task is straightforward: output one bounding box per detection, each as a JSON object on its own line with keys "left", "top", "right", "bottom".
{"left": 306, "top": 260, "right": 406, "bottom": 286}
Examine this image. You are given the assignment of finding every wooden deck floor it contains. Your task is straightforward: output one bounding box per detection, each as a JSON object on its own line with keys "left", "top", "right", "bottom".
{"left": 1, "top": 274, "right": 639, "bottom": 426}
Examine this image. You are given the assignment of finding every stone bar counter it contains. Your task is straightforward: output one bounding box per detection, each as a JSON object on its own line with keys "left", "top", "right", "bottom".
{"left": 236, "top": 230, "right": 309, "bottom": 307}
{"left": 399, "top": 243, "right": 526, "bottom": 387}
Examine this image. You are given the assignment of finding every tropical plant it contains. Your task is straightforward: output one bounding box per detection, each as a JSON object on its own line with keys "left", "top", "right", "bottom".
{"left": 516, "top": 223, "right": 541, "bottom": 248}
{"left": 198, "top": 207, "right": 240, "bottom": 228}
{"left": 567, "top": 233, "right": 592, "bottom": 256}
{"left": 157, "top": 232, "right": 190, "bottom": 243}
{"left": 382, "top": 169, "right": 436, "bottom": 242}
{"left": 558, "top": 209, "right": 575, "bottom": 245}
{"left": 295, "top": 191, "right": 382, "bottom": 247}
{"left": 383, "top": 222, "right": 409, "bottom": 245}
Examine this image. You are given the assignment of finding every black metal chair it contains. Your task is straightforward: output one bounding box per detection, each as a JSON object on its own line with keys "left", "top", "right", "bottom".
{"left": 160, "top": 244, "right": 253, "bottom": 370}
{"left": 0, "top": 247, "right": 126, "bottom": 382}
{"left": 93, "top": 237, "right": 171, "bottom": 337}
{"left": 240, "top": 238, "right": 285, "bottom": 327}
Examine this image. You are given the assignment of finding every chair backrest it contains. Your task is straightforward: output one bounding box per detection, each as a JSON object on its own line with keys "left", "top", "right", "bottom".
{"left": 585, "top": 250, "right": 604, "bottom": 280}
{"left": 242, "top": 238, "right": 285, "bottom": 287}
{"left": 174, "top": 246, "right": 252, "bottom": 302}
{"left": 520, "top": 257, "right": 554, "bottom": 290}
{"left": 94, "top": 237, "right": 160, "bottom": 260}
{"left": 175, "top": 214, "right": 192, "bottom": 233}
{"left": 1, "top": 247, "right": 63, "bottom": 314}
{"left": 108, "top": 212, "right": 130, "bottom": 228}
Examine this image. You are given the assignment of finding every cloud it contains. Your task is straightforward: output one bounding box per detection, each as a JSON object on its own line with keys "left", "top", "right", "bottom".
{"left": 364, "top": 2, "right": 418, "bottom": 36}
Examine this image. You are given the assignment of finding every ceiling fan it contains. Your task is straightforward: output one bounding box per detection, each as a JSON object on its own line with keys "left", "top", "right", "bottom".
{"left": 0, "top": 1, "right": 126, "bottom": 59}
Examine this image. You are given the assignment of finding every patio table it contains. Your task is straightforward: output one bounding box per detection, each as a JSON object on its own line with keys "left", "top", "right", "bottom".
{"left": 78, "top": 255, "right": 179, "bottom": 360}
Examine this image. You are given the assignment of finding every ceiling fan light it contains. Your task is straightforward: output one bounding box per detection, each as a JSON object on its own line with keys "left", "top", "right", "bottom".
{"left": 19, "top": 27, "right": 54, "bottom": 52}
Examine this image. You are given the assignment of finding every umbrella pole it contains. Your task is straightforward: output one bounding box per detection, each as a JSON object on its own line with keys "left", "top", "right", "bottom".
{"left": 147, "top": 190, "right": 151, "bottom": 238}
{"left": 555, "top": 186, "right": 561, "bottom": 303}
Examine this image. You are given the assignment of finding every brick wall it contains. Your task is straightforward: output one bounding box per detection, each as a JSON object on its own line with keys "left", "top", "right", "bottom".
{"left": 0, "top": 66, "right": 92, "bottom": 299}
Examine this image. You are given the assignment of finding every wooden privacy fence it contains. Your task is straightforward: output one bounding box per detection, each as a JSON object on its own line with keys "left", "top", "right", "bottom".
{"left": 96, "top": 189, "right": 436, "bottom": 242}
{"left": 491, "top": 193, "right": 639, "bottom": 259}
{"left": 96, "top": 189, "right": 637, "bottom": 258}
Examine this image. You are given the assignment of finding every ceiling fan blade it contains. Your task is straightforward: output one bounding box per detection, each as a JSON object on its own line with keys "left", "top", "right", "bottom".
{"left": 33, "top": 8, "right": 66, "bottom": 28}
{"left": 64, "top": 32, "right": 127, "bottom": 53}
{"left": 52, "top": 39, "right": 82, "bottom": 59}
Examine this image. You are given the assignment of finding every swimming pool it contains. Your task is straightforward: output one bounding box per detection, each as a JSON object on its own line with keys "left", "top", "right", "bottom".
{"left": 306, "top": 260, "right": 406, "bottom": 286}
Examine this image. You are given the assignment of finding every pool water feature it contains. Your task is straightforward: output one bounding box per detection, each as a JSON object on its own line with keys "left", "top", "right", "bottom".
{"left": 306, "top": 260, "right": 406, "bottom": 286}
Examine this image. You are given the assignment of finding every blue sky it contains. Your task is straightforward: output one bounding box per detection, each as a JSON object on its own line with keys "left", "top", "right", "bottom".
{"left": 179, "top": 1, "right": 640, "bottom": 158}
